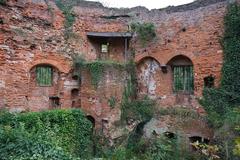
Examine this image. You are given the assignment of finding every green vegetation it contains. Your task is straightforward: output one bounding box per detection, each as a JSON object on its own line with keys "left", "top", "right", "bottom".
{"left": 85, "top": 60, "right": 125, "bottom": 88}
{"left": 95, "top": 135, "right": 203, "bottom": 160}
{"left": 73, "top": 55, "right": 126, "bottom": 88}
{"left": 54, "top": 0, "right": 85, "bottom": 40}
{"left": 201, "top": 3, "right": 240, "bottom": 159}
{"left": 0, "top": 0, "right": 6, "bottom": 5}
{"left": 0, "top": 109, "right": 92, "bottom": 159}
{"left": 157, "top": 107, "right": 205, "bottom": 120}
{"left": 54, "top": 0, "right": 76, "bottom": 28}
{"left": 121, "top": 95, "right": 155, "bottom": 123}
{"left": 108, "top": 96, "right": 117, "bottom": 108}
{"left": 119, "top": 59, "right": 155, "bottom": 123}
{"left": 131, "top": 22, "right": 156, "bottom": 46}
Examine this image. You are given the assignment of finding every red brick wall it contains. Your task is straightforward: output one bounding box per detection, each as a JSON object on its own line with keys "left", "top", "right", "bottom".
{"left": 0, "top": 0, "right": 229, "bottom": 128}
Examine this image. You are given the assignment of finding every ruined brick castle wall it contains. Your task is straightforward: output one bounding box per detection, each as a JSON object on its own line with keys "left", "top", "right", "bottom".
{"left": 0, "top": 0, "right": 232, "bottom": 128}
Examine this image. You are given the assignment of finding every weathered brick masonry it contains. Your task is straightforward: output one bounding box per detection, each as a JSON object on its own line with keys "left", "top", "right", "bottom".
{"left": 0, "top": 0, "right": 236, "bottom": 138}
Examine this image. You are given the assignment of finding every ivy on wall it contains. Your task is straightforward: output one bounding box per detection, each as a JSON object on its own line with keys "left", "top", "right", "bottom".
{"left": 130, "top": 22, "right": 156, "bottom": 47}
{"left": 73, "top": 55, "right": 155, "bottom": 123}
{"left": 55, "top": 0, "right": 77, "bottom": 28}
{"left": 73, "top": 56, "right": 125, "bottom": 88}
{"left": 221, "top": 3, "right": 240, "bottom": 103}
{"left": 201, "top": 3, "right": 240, "bottom": 159}
{"left": 201, "top": 3, "right": 240, "bottom": 126}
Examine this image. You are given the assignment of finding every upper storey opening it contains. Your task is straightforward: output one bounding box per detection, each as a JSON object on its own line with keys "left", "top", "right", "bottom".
{"left": 87, "top": 32, "right": 132, "bottom": 62}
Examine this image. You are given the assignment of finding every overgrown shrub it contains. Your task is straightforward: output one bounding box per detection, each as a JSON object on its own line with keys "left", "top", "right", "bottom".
{"left": 121, "top": 96, "right": 155, "bottom": 122}
{"left": 104, "top": 136, "right": 202, "bottom": 160}
{"left": 201, "top": 3, "right": 240, "bottom": 159}
{"left": 0, "top": 109, "right": 92, "bottom": 159}
{"left": 201, "top": 2, "right": 240, "bottom": 129}
{"left": 131, "top": 22, "right": 156, "bottom": 46}
{"left": 73, "top": 55, "right": 125, "bottom": 88}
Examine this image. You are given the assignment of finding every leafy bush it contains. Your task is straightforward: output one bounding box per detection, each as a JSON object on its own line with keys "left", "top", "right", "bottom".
{"left": 108, "top": 96, "right": 117, "bottom": 108}
{"left": 0, "top": 109, "right": 92, "bottom": 159}
{"left": 121, "top": 96, "right": 155, "bottom": 123}
{"left": 201, "top": 3, "right": 240, "bottom": 159}
{"left": 131, "top": 22, "right": 156, "bottom": 46}
{"left": 221, "top": 3, "right": 240, "bottom": 98}
{"left": 234, "top": 137, "right": 240, "bottom": 156}
{"left": 106, "top": 136, "right": 202, "bottom": 160}
{"left": 73, "top": 55, "right": 125, "bottom": 88}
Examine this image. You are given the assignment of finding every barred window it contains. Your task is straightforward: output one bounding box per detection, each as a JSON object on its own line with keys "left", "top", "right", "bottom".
{"left": 36, "top": 66, "right": 53, "bottom": 86}
{"left": 173, "top": 66, "right": 194, "bottom": 92}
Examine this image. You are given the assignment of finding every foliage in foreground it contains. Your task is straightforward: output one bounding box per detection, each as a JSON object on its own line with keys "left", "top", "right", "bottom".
{"left": 0, "top": 109, "right": 92, "bottom": 160}
{"left": 97, "top": 136, "right": 204, "bottom": 160}
{"left": 201, "top": 3, "right": 240, "bottom": 159}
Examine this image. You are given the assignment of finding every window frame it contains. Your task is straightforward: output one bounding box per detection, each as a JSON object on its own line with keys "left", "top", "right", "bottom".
{"left": 173, "top": 65, "right": 194, "bottom": 94}
{"left": 36, "top": 65, "right": 53, "bottom": 87}
{"left": 100, "top": 43, "right": 109, "bottom": 53}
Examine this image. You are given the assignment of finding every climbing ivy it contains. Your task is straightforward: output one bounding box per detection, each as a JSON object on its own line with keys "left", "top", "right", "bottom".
{"left": 108, "top": 96, "right": 117, "bottom": 109}
{"left": 221, "top": 3, "right": 240, "bottom": 102}
{"left": 201, "top": 3, "right": 240, "bottom": 159}
{"left": 73, "top": 56, "right": 125, "bottom": 88}
{"left": 201, "top": 3, "right": 240, "bottom": 126}
{"left": 54, "top": 0, "right": 77, "bottom": 28}
{"left": 121, "top": 59, "right": 155, "bottom": 123}
{"left": 131, "top": 22, "right": 156, "bottom": 46}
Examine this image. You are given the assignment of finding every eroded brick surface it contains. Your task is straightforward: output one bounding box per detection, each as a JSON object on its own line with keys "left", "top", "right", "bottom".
{"left": 0, "top": 0, "right": 234, "bottom": 138}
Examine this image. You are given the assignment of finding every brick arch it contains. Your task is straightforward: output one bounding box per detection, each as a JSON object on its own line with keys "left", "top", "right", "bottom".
{"left": 164, "top": 53, "right": 195, "bottom": 66}
{"left": 28, "top": 59, "right": 71, "bottom": 73}
{"left": 135, "top": 55, "right": 161, "bottom": 65}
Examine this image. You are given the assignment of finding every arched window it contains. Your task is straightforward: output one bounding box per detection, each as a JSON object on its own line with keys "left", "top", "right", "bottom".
{"left": 168, "top": 55, "right": 194, "bottom": 93}
{"left": 36, "top": 65, "right": 53, "bottom": 86}
{"left": 137, "top": 57, "right": 161, "bottom": 98}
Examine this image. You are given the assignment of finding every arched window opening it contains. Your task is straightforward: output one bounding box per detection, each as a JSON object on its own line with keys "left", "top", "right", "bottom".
{"left": 49, "top": 96, "right": 60, "bottom": 109}
{"left": 204, "top": 76, "right": 215, "bottom": 88}
{"left": 71, "top": 89, "right": 79, "bottom": 99}
{"left": 137, "top": 57, "right": 161, "bottom": 98}
{"left": 168, "top": 55, "right": 194, "bottom": 93}
{"left": 71, "top": 89, "right": 80, "bottom": 108}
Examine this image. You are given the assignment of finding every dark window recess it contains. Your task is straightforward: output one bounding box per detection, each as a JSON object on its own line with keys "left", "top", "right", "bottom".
{"left": 71, "top": 89, "right": 79, "bottom": 99}
{"left": 0, "top": 18, "right": 4, "bottom": 24}
{"left": 173, "top": 66, "right": 194, "bottom": 92}
{"left": 189, "top": 136, "right": 210, "bottom": 144}
{"left": 164, "top": 132, "right": 176, "bottom": 139}
{"left": 49, "top": 96, "right": 60, "bottom": 108}
{"left": 182, "top": 27, "right": 186, "bottom": 32}
{"left": 204, "top": 76, "right": 215, "bottom": 88}
{"left": 72, "top": 101, "right": 76, "bottom": 108}
{"left": 36, "top": 66, "right": 53, "bottom": 86}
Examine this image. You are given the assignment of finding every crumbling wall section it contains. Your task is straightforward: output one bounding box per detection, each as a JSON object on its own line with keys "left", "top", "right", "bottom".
{"left": 0, "top": 0, "right": 230, "bottom": 121}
